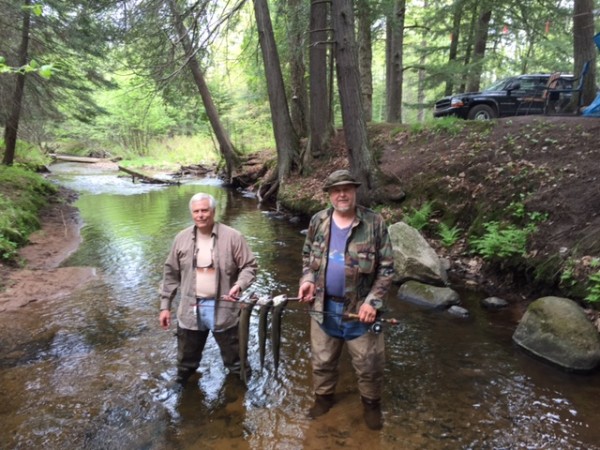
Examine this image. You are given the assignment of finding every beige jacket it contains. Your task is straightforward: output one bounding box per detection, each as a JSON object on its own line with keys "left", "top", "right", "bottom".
{"left": 160, "top": 223, "right": 257, "bottom": 331}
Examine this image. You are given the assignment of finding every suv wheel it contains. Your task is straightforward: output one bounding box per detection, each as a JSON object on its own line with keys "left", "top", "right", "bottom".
{"left": 467, "top": 104, "right": 497, "bottom": 120}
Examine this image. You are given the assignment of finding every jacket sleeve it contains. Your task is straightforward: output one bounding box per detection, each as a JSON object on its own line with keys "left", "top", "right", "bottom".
{"left": 159, "top": 237, "right": 182, "bottom": 311}
{"left": 364, "top": 216, "right": 395, "bottom": 307}
{"left": 299, "top": 215, "right": 319, "bottom": 286}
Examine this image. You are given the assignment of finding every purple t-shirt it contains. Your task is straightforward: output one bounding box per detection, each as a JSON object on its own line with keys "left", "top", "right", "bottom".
{"left": 325, "top": 220, "right": 352, "bottom": 297}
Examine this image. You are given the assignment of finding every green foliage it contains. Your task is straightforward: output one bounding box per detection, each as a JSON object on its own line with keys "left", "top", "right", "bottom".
{"left": 438, "top": 222, "right": 461, "bottom": 247}
{"left": 0, "top": 56, "right": 54, "bottom": 78}
{"left": 0, "top": 138, "right": 51, "bottom": 168}
{"left": 470, "top": 221, "right": 537, "bottom": 260}
{"left": 409, "top": 117, "right": 465, "bottom": 135}
{"left": 119, "top": 135, "right": 219, "bottom": 171}
{"left": 404, "top": 201, "right": 433, "bottom": 231}
{"left": 0, "top": 166, "right": 57, "bottom": 262}
{"left": 508, "top": 196, "right": 549, "bottom": 224}
{"left": 507, "top": 197, "right": 526, "bottom": 219}
{"left": 559, "top": 260, "right": 576, "bottom": 288}
{"left": 585, "top": 271, "right": 600, "bottom": 304}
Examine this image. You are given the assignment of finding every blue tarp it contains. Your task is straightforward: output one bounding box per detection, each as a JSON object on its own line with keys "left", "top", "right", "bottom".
{"left": 595, "top": 32, "right": 600, "bottom": 51}
{"left": 582, "top": 93, "right": 600, "bottom": 117}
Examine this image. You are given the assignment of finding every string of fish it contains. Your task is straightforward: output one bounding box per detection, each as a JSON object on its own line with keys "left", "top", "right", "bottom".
{"left": 205, "top": 293, "right": 401, "bottom": 383}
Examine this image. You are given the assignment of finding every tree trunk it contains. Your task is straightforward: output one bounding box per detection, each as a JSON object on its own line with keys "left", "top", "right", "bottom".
{"left": 445, "top": 0, "right": 463, "bottom": 96}
{"left": 385, "top": 0, "right": 405, "bottom": 124}
{"left": 416, "top": 0, "right": 428, "bottom": 122}
{"left": 331, "top": 0, "right": 373, "bottom": 203}
{"left": 459, "top": 3, "right": 478, "bottom": 93}
{"left": 2, "top": 0, "right": 31, "bottom": 166}
{"left": 356, "top": 0, "right": 373, "bottom": 122}
{"left": 308, "top": 0, "right": 333, "bottom": 161}
{"left": 466, "top": 6, "right": 491, "bottom": 93}
{"left": 573, "top": 0, "right": 597, "bottom": 107}
{"left": 253, "top": 0, "right": 299, "bottom": 197}
{"left": 287, "top": 0, "right": 309, "bottom": 139}
{"left": 167, "top": 0, "right": 240, "bottom": 181}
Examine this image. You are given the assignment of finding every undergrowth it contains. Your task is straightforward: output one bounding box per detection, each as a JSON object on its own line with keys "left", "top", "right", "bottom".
{"left": 0, "top": 165, "right": 57, "bottom": 262}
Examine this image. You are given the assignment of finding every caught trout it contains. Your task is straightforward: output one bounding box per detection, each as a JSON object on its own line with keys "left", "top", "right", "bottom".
{"left": 238, "top": 297, "right": 257, "bottom": 385}
{"left": 257, "top": 296, "right": 273, "bottom": 369}
{"left": 271, "top": 295, "right": 289, "bottom": 373}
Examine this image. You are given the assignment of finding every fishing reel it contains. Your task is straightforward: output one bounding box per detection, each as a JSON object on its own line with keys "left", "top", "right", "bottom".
{"left": 369, "top": 320, "right": 383, "bottom": 334}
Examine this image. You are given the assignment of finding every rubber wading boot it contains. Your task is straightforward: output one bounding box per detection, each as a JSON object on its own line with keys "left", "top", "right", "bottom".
{"left": 308, "top": 394, "right": 335, "bottom": 418}
{"left": 361, "top": 396, "right": 383, "bottom": 430}
{"left": 167, "top": 368, "right": 195, "bottom": 391}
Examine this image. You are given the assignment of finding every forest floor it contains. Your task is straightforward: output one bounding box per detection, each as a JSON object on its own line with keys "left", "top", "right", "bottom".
{"left": 274, "top": 115, "right": 600, "bottom": 306}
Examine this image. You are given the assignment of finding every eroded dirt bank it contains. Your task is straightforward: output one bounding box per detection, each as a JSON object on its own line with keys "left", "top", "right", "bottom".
{"left": 0, "top": 190, "right": 98, "bottom": 312}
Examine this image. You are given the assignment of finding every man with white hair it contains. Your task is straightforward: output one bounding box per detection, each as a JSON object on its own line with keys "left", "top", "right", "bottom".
{"left": 159, "top": 192, "right": 257, "bottom": 387}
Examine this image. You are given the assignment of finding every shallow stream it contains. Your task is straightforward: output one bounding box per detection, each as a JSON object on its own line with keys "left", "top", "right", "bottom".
{"left": 0, "top": 163, "right": 599, "bottom": 449}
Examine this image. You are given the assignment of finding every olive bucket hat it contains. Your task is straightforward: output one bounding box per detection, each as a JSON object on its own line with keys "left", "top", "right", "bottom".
{"left": 323, "top": 169, "right": 362, "bottom": 192}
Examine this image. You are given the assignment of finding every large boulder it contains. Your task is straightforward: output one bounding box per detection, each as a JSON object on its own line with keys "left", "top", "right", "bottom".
{"left": 397, "top": 280, "right": 460, "bottom": 309}
{"left": 388, "top": 221, "right": 448, "bottom": 286}
{"left": 512, "top": 296, "right": 600, "bottom": 372}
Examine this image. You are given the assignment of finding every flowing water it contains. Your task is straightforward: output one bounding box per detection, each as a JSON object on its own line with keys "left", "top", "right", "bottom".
{"left": 1, "top": 163, "right": 599, "bottom": 450}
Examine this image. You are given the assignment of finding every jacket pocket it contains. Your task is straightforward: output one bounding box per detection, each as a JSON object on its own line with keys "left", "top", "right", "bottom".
{"left": 356, "top": 249, "right": 376, "bottom": 274}
{"left": 309, "top": 242, "right": 325, "bottom": 271}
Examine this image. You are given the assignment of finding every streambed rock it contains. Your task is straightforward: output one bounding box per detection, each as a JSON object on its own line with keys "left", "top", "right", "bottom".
{"left": 480, "top": 296, "right": 509, "bottom": 310}
{"left": 388, "top": 221, "right": 448, "bottom": 286}
{"left": 397, "top": 280, "right": 460, "bottom": 309}
{"left": 512, "top": 296, "right": 600, "bottom": 372}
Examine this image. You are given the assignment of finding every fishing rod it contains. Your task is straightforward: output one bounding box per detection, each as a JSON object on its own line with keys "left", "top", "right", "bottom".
{"left": 310, "top": 310, "right": 402, "bottom": 334}
{"left": 201, "top": 296, "right": 401, "bottom": 333}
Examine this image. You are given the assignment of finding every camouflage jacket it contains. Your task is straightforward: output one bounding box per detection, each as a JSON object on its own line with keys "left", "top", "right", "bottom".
{"left": 300, "top": 205, "right": 394, "bottom": 323}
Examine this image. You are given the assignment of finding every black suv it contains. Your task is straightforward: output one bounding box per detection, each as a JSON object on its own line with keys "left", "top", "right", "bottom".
{"left": 433, "top": 74, "right": 573, "bottom": 120}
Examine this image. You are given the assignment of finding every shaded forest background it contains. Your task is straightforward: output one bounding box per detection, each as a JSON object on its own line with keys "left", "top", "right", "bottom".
{"left": 1, "top": 0, "right": 598, "bottom": 200}
{"left": 1, "top": 1, "right": 600, "bottom": 303}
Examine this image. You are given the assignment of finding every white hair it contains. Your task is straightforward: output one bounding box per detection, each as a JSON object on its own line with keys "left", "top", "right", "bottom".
{"left": 189, "top": 193, "right": 217, "bottom": 211}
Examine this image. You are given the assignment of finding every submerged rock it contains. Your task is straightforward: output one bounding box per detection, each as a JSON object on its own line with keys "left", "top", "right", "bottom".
{"left": 512, "top": 296, "right": 600, "bottom": 372}
{"left": 480, "top": 296, "right": 509, "bottom": 310}
{"left": 448, "top": 305, "right": 470, "bottom": 318}
{"left": 397, "top": 280, "right": 460, "bottom": 309}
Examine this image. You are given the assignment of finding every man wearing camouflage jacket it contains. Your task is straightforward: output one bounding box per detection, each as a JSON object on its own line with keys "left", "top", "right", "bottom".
{"left": 298, "top": 169, "right": 394, "bottom": 430}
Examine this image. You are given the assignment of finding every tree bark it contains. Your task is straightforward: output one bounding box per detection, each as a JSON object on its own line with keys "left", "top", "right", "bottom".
{"left": 308, "top": 0, "right": 333, "bottom": 161}
{"left": 466, "top": 6, "right": 491, "bottom": 93}
{"left": 167, "top": 0, "right": 240, "bottom": 181}
{"left": 356, "top": 0, "right": 373, "bottom": 122}
{"left": 573, "top": 0, "right": 597, "bottom": 107}
{"left": 253, "top": 0, "right": 299, "bottom": 197}
{"left": 2, "top": 0, "right": 31, "bottom": 166}
{"left": 459, "top": 4, "right": 478, "bottom": 93}
{"left": 416, "top": 0, "right": 428, "bottom": 122}
{"left": 287, "top": 0, "right": 309, "bottom": 139}
{"left": 445, "top": 0, "right": 463, "bottom": 96}
{"left": 331, "top": 0, "right": 373, "bottom": 203}
{"left": 385, "top": 0, "right": 405, "bottom": 124}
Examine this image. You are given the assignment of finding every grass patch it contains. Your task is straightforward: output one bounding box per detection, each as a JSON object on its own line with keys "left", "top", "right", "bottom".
{"left": 409, "top": 116, "right": 466, "bottom": 135}
{"left": 0, "top": 165, "right": 57, "bottom": 262}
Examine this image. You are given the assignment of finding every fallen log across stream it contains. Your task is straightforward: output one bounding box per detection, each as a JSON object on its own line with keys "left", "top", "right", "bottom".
{"left": 118, "top": 165, "right": 180, "bottom": 185}
{"left": 50, "top": 154, "right": 105, "bottom": 164}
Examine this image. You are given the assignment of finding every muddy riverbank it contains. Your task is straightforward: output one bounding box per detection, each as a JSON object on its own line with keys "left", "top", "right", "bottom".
{"left": 0, "top": 188, "right": 97, "bottom": 312}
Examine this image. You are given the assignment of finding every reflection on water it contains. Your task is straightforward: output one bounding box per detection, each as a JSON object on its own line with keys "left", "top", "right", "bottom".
{"left": 0, "top": 163, "right": 599, "bottom": 449}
